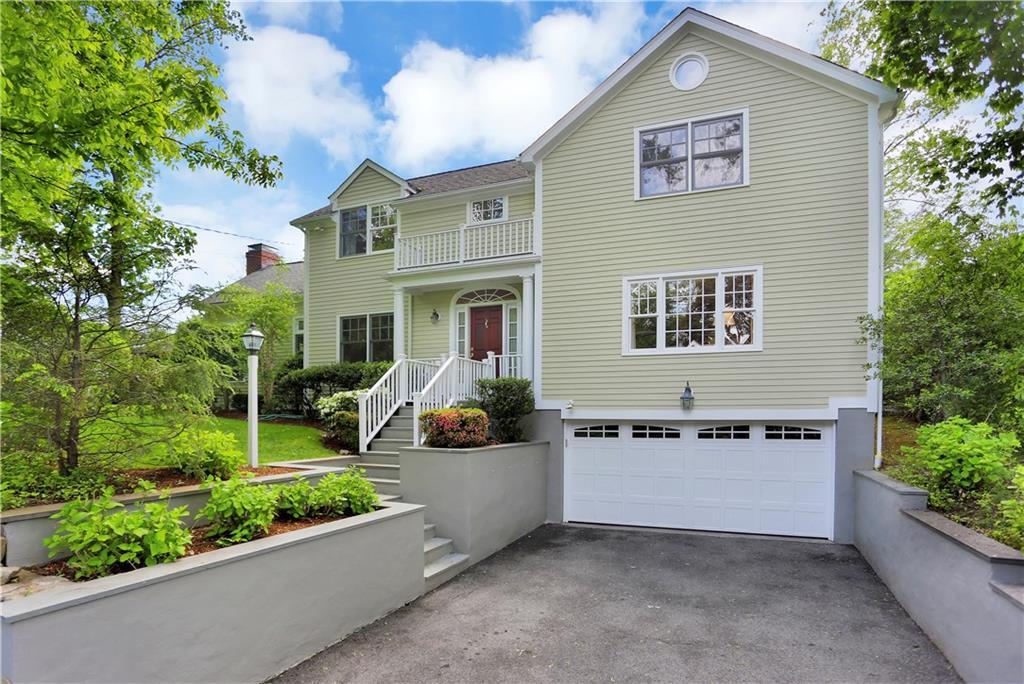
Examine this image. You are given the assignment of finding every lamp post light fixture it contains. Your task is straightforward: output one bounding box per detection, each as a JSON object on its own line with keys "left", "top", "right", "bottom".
{"left": 680, "top": 382, "right": 695, "bottom": 411}
{"left": 241, "top": 324, "right": 265, "bottom": 467}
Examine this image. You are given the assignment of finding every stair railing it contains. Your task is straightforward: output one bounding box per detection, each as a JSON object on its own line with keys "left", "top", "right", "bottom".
{"left": 411, "top": 352, "right": 496, "bottom": 445}
{"left": 358, "top": 355, "right": 442, "bottom": 453}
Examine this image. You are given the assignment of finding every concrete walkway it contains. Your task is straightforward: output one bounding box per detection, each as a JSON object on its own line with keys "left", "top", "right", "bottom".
{"left": 273, "top": 524, "right": 958, "bottom": 683}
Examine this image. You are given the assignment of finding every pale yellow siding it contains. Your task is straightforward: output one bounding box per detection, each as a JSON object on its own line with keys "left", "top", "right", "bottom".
{"left": 399, "top": 188, "right": 536, "bottom": 237}
{"left": 331, "top": 167, "right": 403, "bottom": 209}
{"left": 410, "top": 289, "right": 459, "bottom": 358}
{"left": 540, "top": 33, "right": 870, "bottom": 408}
{"left": 306, "top": 168, "right": 405, "bottom": 366}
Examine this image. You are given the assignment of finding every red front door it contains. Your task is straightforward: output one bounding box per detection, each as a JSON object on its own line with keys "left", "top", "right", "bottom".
{"left": 469, "top": 305, "right": 503, "bottom": 361}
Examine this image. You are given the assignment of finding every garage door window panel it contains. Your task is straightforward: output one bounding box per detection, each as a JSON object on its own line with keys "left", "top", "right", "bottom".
{"left": 574, "top": 425, "right": 620, "bottom": 438}
{"left": 697, "top": 425, "right": 751, "bottom": 439}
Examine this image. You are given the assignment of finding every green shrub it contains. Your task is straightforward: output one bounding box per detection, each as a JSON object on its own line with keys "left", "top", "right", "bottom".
{"left": 274, "top": 477, "right": 315, "bottom": 519}
{"left": 0, "top": 452, "right": 112, "bottom": 510}
{"left": 419, "top": 408, "right": 489, "bottom": 448}
{"left": 476, "top": 377, "right": 535, "bottom": 443}
{"left": 997, "top": 466, "right": 1024, "bottom": 551}
{"left": 323, "top": 411, "right": 360, "bottom": 453}
{"left": 44, "top": 490, "right": 191, "bottom": 579}
{"left": 892, "top": 417, "right": 1020, "bottom": 510}
{"left": 315, "top": 390, "right": 360, "bottom": 418}
{"left": 170, "top": 428, "right": 245, "bottom": 480}
{"left": 311, "top": 469, "right": 380, "bottom": 516}
{"left": 198, "top": 476, "right": 278, "bottom": 545}
{"left": 275, "top": 362, "right": 393, "bottom": 416}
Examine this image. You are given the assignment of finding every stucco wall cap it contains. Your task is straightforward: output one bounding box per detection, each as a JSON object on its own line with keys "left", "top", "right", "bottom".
{"left": 902, "top": 509, "right": 1024, "bottom": 566}
{"left": 853, "top": 469, "right": 928, "bottom": 496}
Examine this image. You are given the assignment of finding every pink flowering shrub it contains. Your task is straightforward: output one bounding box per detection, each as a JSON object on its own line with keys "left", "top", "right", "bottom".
{"left": 419, "top": 408, "right": 489, "bottom": 448}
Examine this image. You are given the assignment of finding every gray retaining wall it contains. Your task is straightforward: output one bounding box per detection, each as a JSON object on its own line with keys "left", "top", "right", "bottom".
{"left": 854, "top": 469, "right": 1024, "bottom": 683}
{"left": 1, "top": 501, "right": 425, "bottom": 683}
{"left": 399, "top": 441, "right": 549, "bottom": 565}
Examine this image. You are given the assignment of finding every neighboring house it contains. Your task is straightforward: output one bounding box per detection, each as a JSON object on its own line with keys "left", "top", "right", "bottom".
{"left": 201, "top": 243, "right": 306, "bottom": 362}
{"left": 290, "top": 8, "right": 899, "bottom": 544}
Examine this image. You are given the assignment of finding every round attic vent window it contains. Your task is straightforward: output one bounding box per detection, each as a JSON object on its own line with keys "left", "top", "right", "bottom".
{"left": 670, "top": 54, "right": 708, "bottom": 91}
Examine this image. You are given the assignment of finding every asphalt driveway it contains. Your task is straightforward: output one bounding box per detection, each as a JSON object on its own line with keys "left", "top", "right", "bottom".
{"left": 273, "top": 524, "right": 958, "bottom": 683}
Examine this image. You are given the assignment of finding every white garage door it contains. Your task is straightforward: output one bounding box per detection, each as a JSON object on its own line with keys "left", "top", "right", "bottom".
{"left": 565, "top": 422, "right": 834, "bottom": 539}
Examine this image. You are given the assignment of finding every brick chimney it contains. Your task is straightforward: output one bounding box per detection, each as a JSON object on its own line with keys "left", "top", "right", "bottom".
{"left": 246, "top": 243, "right": 281, "bottom": 274}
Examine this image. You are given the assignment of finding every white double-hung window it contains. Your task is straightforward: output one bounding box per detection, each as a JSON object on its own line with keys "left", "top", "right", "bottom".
{"left": 623, "top": 266, "right": 762, "bottom": 355}
{"left": 636, "top": 109, "right": 748, "bottom": 198}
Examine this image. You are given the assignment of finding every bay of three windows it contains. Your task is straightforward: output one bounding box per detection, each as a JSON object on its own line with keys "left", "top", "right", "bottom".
{"left": 627, "top": 269, "right": 758, "bottom": 353}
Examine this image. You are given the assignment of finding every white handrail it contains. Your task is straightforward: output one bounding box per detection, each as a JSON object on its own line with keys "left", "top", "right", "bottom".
{"left": 494, "top": 354, "right": 524, "bottom": 378}
{"left": 358, "top": 356, "right": 441, "bottom": 453}
{"left": 411, "top": 353, "right": 496, "bottom": 444}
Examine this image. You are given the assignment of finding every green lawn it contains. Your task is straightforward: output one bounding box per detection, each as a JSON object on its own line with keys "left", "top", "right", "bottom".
{"left": 207, "top": 416, "right": 337, "bottom": 463}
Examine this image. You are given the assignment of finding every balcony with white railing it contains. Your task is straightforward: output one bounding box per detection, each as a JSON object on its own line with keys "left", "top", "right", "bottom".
{"left": 394, "top": 216, "right": 535, "bottom": 271}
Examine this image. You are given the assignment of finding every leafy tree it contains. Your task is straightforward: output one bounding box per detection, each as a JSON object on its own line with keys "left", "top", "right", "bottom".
{"left": 862, "top": 214, "right": 1024, "bottom": 431}
{"left": 214, "top": 279, "right": 300, "bottom": 402}
{"left": 1, "top": 0, "right": 281, "bottom": 326}
{"left": 820, "top": 1, "right": 1023, "bottom": 215}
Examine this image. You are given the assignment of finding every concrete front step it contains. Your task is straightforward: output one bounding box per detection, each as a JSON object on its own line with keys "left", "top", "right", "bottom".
{"left": 381, "top": 427, "right": 414, "bottom": 440}
{"left": 354, "top": 462, "right": 399, "bottom": 480}
{"left": 369, "top": 438, "right": 413, "bottom": 453}
{"left": 394, "top": 405, "right": 417, "bottom": 418}
{"left": 425, "top": 552, "right": 470, "bottom": 592}
{"left": 367, "top": 477, "right": 400, "bottom": 496}
{"left": 387, "top": 416, "right": 414, "bottom": 428}
{"left": 359, "top": 451, "right": 399, "bottom": 465}
{"left": 424, "top": 536, "right": 454, "bottom": 566}
{"left": 424, "top": 523, "right": 436, "bottom": 541}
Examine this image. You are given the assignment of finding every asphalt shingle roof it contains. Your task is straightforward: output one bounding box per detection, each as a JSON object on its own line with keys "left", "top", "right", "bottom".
{"left": 202, "top": 260, "right": 303, "bottom": 305}
{"left": 291, "top": 159, "right": 530, "bottom": 225}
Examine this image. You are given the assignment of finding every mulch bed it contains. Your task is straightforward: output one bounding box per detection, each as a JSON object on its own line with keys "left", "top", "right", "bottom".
{"left": 31, "top": 515, "right": 345, "bottom": 581}
{"left": 214, "top": 410, "right": 324, "bottom": 429}
{"left": 118, "top": 465, "right": 299, "bottom": 492}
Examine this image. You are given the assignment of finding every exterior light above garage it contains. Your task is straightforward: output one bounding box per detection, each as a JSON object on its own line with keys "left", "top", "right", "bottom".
{"left": 681, "top": 382, "right": 695, "bottom": 410}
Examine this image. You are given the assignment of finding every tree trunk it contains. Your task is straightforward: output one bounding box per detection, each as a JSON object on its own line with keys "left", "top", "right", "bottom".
{"left": 105, "top": 168, "right": 126, "bottom": 329}
{"left": 65, "top": 291, "right": 84, "bottom": 472}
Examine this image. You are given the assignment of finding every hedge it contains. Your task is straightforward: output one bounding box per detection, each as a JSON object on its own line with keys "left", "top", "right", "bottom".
{"left": 271, "top": 361, "right": 392, "bottom": 415}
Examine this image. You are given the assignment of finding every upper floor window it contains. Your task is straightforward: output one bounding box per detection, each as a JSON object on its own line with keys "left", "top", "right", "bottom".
{"left": 623, "top": 266, "right": 762, "bottom": 355}
{"left": 469, "top": 197, "right": 506, "bottom": 223}
{"left": 339, "top": 203, "right": 396, "bottom": 257}
{"left": 339, "top": 313, "right": 393, "bottom": 362}
{"left": 636, "top": 110, "right": 747, "bottom": 198}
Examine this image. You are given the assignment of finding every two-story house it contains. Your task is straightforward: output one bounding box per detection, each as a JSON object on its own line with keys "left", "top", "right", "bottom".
{"left": 290, "top": 8, "right": 899, "bottom": 543}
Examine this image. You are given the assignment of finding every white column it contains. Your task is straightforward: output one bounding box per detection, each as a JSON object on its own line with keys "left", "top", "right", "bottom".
{"left": 247, "top": 352, "right": 259, "bottom": 467}
{"left": 522, "top": 273, "right": 534, "bottom": 383}
{"left": 393, "top": 287, "right": 405, "bottom": 358}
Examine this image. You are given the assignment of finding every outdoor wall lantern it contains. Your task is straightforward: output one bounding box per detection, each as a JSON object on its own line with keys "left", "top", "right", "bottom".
{"left": 241, "top": 324, "right": 265, "bottom": 467}
{"left": 680, "top": 382, "right": 695, "bottom": 411}
{"left": 430, "top": 309, "right": 440, "bottom": 323}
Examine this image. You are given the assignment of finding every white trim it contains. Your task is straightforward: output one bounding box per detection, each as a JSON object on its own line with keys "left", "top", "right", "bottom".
{"left": 668, "top": 51, "right": 709, "bottom": 91}
{"left": 328, "top": 159, "right": 410, "bottom": 203}
{"left": 302, "top": 231, "right": 310, "bottom": 369}
{"left": 621, "top": 265, "right": 763, "bottom": 356}
{"left": 533, "top": 161, "right": 544, "bottom": 402}
{"left": 867, "top": 102, "right": 883, "bottom": 412}
{"left": 387, "top": 258, "right": 539, "bottom": 287}
{"left": 561, "top": 407, "right": 840, "bottom": 421}
{"left": 335, "top": 200, "right": 399, "bottom": 260}
{"left": 393, "top": 288, "right": 405, "bottom": 358}
{"left": 519, "top": 8, "right": 898, "bottom": 163}
{"left": 292, "top": 316, "right": 305, "bottom": 356}
{"left": 633, "top": 107, "right": 750, "bottom": 201}
{"left": 465, "top": 195, "right": 509, "bottom": 225}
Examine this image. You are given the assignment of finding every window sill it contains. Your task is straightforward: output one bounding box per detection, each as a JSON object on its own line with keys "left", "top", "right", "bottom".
{"left": 621, "top": 345, "right": 763, "bottom": 357}
{"left": 634, "top": 180, "right": 750, "bottom": 202}
{"left": 335, "top": 249, "right": 394, "bottom": 261}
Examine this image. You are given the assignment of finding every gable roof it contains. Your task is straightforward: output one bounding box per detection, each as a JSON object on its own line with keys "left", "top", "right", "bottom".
{"left": 519, "top": 7, "right": 900, "bottom": 164}
{"left": 291, "top": 160, "right": 531, "bottom": 225}
{"left": 327, "top": 159, "right": 412, "bottom": 203}
{"left": 202, "top": 261, "right": 304, "bottom": 305}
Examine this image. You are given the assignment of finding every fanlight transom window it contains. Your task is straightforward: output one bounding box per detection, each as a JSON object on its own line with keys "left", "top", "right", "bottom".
{"left": 456, "top": 288, "right": 517, "bottom": 305}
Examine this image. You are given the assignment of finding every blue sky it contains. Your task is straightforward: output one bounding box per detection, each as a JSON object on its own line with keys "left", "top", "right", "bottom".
{"left": 156, "top": 1, "right": 827, "bottom": 292}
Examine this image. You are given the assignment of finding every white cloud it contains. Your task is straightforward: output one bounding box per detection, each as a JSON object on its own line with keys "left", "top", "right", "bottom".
{"left": 223, "top": 25, "right": 374, "bottom": 162}
{"left": 699, "top": 1, "right": 826, "bottom": 53}
{"left": 380, "top": 3, "right": 645, "bottom": 171}
{"left": 237, "top": 1, "right": 343, "bottom": 29}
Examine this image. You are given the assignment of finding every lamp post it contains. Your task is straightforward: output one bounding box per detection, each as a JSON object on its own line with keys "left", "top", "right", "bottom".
{"left": 241, "top": 324, "right": 265, "bottom": 467}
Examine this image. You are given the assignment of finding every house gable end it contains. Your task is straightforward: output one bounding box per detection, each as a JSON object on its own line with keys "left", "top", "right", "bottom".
{"left": 330, "top": 159, "right": 410, "bottom": 209}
